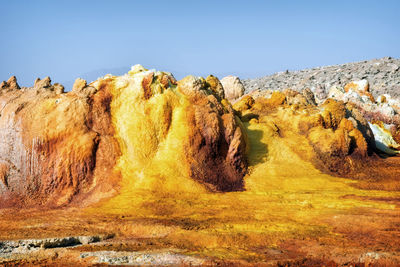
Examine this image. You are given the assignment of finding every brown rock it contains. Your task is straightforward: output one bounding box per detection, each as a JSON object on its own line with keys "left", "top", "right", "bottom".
{"left": 7, "top": 76, "right": 20, "bottom": 90}
{"left": 187, "top": 97, "right": 247, "bottom": 191}
{"left": 302, "top": 88, "right": 317, "bottom": 106}
{"left": 72, "top": 78, "right": 87, "bottom": 92}
{"left": 34, "top": 76, "right": 51, "bottom": 89}
{"left": 0, "top": 77, "right": 121, "bottom": 207}
{"left": 0, "top": 162, "right": 9, "bottom": 188}
{"left": 0, "top": 76, "right": 20, "bottom": 92}
{"left": 0, "top": 81, "right": 6, "bottom": 89}
{"left": 72, "top": 78, "right": 97, "bottom": 98}
{"left": 142, "top": 72, "right": 154, "bottom": 99}
{"left": 53, "top": 83, "right": 64, "bottom": 94}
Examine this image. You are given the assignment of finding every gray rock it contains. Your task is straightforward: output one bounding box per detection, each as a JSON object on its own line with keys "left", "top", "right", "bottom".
{"left": 242, "top": 57, "right": 400, "bottom": 99}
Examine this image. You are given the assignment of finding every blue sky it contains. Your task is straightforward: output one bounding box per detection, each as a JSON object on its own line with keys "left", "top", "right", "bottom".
{"left": 1, "top": 0, "right": 399, "bottom": 89}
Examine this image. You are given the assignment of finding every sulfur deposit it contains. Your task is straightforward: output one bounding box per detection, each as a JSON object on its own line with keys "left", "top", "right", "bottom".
{"left": 1, "top": 62, "right": 400, "bottom": 266}
{"left": 0, "top": 65, "right": 247, "bottom": 207}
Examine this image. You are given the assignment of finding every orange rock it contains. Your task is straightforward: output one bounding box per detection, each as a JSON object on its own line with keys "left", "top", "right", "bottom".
{"left": 0, "top": 76, "right": 120, "bottom": 207}
{"left": 344, "top": 80, "right": 375, "bottom": 102}
{"left": 344, "top": 80, "right": 369, "bottom": 93}
{"left": 349, "top": 128, "right": 368, "bottom": 157}
{"left": 6, "top": 76, "right": 20, "bottom": 90}
{"left": 0, "top": 76, "right": 20, "bottom": 92}
{"left": 339, "top": 118, "right": 355, "bottom": 132}
{"left": 0, "top": 162, "right": 9, "bottom": 188}
{"left": 34, "top": 76, "right": 51, "bottom": 89}
{"left": 72, "top": 78, "right": 87, "bottom": 92}
{"left": 141, "top": 72, "right": 154, "bottom": 99}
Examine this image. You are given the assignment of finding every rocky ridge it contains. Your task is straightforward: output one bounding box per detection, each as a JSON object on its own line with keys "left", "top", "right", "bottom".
{"left": 242, "top": 57, "right": 400, "bottom": 99}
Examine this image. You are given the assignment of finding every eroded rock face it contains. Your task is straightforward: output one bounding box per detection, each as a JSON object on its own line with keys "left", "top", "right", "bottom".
{"left": 92, "top": 66, "right": 247, "bottom": 192}
{"left": 0, "top": 67, "right": 248, "bottom": 206}
{"left": 0, "top": 76, "right": 121, "bottom": 207}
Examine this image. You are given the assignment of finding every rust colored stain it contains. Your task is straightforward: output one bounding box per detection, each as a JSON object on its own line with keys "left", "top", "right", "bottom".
{"left": 142, "top": 72, "right": 154, "bottom": 99}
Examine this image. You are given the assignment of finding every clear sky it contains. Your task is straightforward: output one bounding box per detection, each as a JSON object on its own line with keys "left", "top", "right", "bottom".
{"left": 1, "top": 0, "right": 399, "bottom": 89}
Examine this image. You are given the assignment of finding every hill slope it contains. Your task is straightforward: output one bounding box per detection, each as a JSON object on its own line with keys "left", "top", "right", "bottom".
{"left": 243, "top": 57, "right": 400, "bottom": 98}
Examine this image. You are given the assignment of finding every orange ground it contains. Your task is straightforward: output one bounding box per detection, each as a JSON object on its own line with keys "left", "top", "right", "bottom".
{"left": 1, "top": 120, "right": 399, "bottom": 266}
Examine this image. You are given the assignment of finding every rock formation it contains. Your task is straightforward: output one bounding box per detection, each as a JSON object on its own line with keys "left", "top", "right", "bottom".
{"left": 233, "top": 74, "right": 400, "bottom": 178}
{"left": 0, "top": 63, "right": 400, "bottom": 204}
{"left": 0, "top": 75, "right": 120, "bottom": 207}
{"left": 220, "top": 75, "right": 245, "bottom": 102}
{"left": 1, "top": 62, "right": 400, "bottom": 266}
{"left": 0, "top": 65, "right": 247, "bottom": 207}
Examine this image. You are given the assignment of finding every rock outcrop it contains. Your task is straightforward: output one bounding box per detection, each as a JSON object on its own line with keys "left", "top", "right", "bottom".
{"left": 242, "top": 58, "right": 400, "bottom": 158}
{"left": 2, "top": 62, "right": 400, "bottom": 266}
{"left": 234, "top": 91, "right": 374, "bottom": 176}
{"left": 1, "top": 61, "right": 400, "bottom": 207}
{"left": 0, "top": 76, "right": 20, "bottom": 92}
{"left": 94, "top": 66, "right": 247, "bottom": 192}
{"left": 0, "top": 66, "right": 248, "bottom": 207}
{"left": 0, "top": 75, "right": 120, "bottom": 207}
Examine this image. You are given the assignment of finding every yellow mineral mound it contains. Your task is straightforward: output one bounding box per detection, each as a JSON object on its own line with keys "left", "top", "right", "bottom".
{"left": 232, "top": 91, "right": 377, "bottom": 177}
{"left": 92, "top": 65, "right": 247, "bottom": 194}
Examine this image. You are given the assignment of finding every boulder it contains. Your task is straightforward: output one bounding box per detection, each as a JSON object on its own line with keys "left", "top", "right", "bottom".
{"left": 344, "top": 79, "right": 375, "bottom": 102}
{"left": 302, "top": 88, "right": 317, "bottom": 106}
{"left": 368, "top": 122, "right": 400, "bottom": 155}
{"left": 220, "top": 75, "right": 245, "bottom": 102}
{"left": 344, "top": 79, "right": 369, "bottom": 93}
{"left": 177, "top": 75, "right": 206, "bottom": 96}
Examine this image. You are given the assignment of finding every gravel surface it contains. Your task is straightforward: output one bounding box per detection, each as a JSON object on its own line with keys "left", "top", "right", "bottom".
{"left": 242, "top": 57, "right": 400, "bottom": 99}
